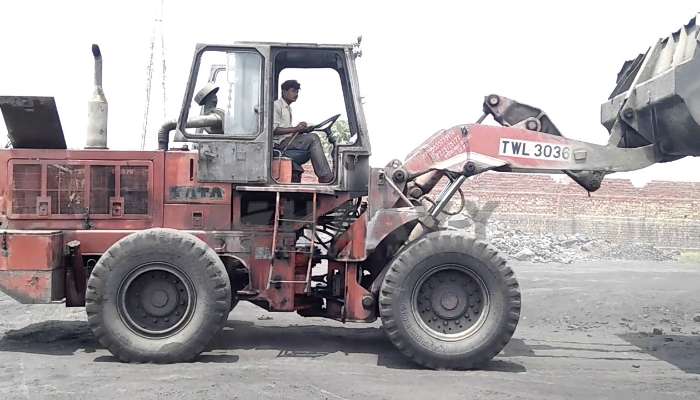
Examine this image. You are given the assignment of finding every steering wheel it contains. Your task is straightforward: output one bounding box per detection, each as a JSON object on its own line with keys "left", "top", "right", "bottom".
{"left": 305, "top": 114, "right": 341, "bottom": 143}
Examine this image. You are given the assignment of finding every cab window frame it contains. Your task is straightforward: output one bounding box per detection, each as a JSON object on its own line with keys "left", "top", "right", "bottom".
{"left": 176, "top": 45, "right": 266, "bottom": 141}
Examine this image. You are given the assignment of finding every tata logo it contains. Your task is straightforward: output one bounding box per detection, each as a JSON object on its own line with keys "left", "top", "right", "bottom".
{"left": 169, "top": 186, "right": 225, "bottom": 201}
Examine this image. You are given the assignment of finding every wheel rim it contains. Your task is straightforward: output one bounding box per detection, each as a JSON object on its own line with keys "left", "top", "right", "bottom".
{"left": 411, "top": 264, "right": 490, "bottom": 341}
{"left": 117, "top": 263, "right": 196, "bottom": 338}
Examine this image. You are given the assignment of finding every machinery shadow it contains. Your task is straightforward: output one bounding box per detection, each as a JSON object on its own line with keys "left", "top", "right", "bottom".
{"left": 501, "top": 337, "right": 648, "bottom": 361}
{"left": 502, "top": 333, "right": 700, "bottom": 374}
{"left": 618, "top": 333, "right": 700, "bottom": 374}
{"left": 0, "top": 320, "right": 238, "bottom": 364}
{"left": 0, "top": 319, "right": 525, "bottom": 372}
{"left": 0, "top": 320, "right": 95, "bottom": 356}
{"left": 210, "top": 320, "right": 525, "bottom": 371}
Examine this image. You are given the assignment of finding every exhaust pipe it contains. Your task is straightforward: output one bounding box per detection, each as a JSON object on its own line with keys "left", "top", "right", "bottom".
{"left": 157, "top": 114, "right": 222, "bottom": 150}
{"left": 86, "top": 44, "right": 108, "bottom": 149}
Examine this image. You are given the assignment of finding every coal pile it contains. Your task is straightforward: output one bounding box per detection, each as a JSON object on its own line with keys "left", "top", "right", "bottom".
{"left": 447, "top": 217, "right": 679, "bottom": 263}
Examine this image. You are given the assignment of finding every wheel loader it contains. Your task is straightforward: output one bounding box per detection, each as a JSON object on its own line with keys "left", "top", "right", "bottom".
{"left": 0, "top": 15, "right": 699, "bottom": 369}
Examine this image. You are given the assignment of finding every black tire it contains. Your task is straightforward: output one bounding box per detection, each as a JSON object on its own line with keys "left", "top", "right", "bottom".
{"left": 86, "top": 228, "right": 231, "bottom": 363}
{"left": 379, "top": 231, "right": 520, "bottom": 370}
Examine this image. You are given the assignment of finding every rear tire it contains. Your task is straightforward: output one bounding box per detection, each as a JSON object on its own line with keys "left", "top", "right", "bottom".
{"left": 86, "top": 228, "right": 231, "bottom": 363}
{"left": 379, "top": 231, "right": 520, "bottom": 369}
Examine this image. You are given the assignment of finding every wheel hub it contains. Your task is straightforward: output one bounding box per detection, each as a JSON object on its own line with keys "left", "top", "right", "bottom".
{"left": 440, "top": 292, "right": 459, "bottom": 311}
{"left": 413, "top": 265, "right": 489, "bottom": 340}
{"left": 151, "top": 290, "right": 168, "bottom": 308}
{"left": 118, "top": 264, "right": 194, "bottom": 337}
{"left": 138, "top": 279, "right": 180, "bottom": 317}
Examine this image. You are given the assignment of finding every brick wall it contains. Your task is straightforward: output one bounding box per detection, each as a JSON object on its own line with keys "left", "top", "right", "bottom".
{"left": 301, "top": 163, "right": 700, "bottom": 249}
{"left": 447, "top": 172, "right": 700, "bottom": 250}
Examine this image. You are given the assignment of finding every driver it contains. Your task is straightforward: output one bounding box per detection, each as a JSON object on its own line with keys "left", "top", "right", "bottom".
{"left": 273, "top": 80, "right": 333, "bottom": 183}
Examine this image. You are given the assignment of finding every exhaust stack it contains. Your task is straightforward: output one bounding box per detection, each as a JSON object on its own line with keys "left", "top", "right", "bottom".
{"left": 86, "top": 44, "right": 108, "bottom": 149}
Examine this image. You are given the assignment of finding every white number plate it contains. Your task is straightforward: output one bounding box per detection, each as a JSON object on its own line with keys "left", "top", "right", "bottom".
{"left": 499, "top": 139, "right": 571, "bottom": 161}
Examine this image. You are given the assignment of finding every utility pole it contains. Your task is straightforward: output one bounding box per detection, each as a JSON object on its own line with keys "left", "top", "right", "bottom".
{"left": 140, "top": 0, "right": 167, "bottom": 150}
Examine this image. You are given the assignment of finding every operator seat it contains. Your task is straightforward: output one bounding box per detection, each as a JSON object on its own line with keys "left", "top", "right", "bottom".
{"left": 272, "top": 149, "right": 305, "bottom": 183}
{"left": 284, "top": 150, "right": 305, "bottom": 183}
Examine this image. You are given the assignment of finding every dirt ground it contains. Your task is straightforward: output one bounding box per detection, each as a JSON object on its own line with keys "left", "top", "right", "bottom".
{"left": 1, "top": 260, "right": 700, "bottom": 400}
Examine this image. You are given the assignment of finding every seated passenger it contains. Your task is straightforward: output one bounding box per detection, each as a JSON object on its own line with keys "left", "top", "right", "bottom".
{"left": 273, "top": 80, "right": 333, "bottom": 183}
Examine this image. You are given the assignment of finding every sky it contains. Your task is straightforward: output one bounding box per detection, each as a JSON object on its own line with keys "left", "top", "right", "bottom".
{"left": 0, "top": 1, "right": 699, "bottom": 185}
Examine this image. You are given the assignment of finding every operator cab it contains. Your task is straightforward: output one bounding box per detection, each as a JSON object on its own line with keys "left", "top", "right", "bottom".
{"left": 173, "top": 41, "right": 370, "bottom": 194}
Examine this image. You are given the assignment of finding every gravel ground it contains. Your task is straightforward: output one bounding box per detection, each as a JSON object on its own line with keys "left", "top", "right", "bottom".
{"left": 1, "top": 260, "right": 700, "bottom": 400}
{"left": 447, "top": 217, "right": 680, "bottom": 263}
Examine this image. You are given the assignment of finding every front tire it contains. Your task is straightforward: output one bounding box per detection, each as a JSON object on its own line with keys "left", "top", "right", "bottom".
{"left": 86, "top": 228, "right": 231, "bottom": 363}
{"left": 379, "top": 231, "right": 520, "bottom": 369}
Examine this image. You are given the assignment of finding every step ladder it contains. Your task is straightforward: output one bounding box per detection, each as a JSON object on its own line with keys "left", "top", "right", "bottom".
{"left": 266, "top": 191, "right": 317, "bottom": 292}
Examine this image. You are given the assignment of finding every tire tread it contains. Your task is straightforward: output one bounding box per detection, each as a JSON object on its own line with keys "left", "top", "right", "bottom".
{"left": 378, "top": 230, "right": 521, "bottom": 370}
{"left": 85, "top": 228, "right": 230, "bottom": 363}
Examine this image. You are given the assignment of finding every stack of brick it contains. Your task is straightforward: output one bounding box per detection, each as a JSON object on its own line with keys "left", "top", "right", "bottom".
{"left": 440, "top": 172, "right": 700, "bottom": 251}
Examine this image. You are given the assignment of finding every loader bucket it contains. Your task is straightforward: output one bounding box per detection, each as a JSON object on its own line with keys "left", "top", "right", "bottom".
{"left": 601, "top": 14, "right": 700, "bottom": 162}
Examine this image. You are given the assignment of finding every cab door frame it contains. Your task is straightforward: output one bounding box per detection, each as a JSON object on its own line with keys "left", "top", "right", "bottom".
{"left": 269, "top": 46, "right": 371, "bottom": 192}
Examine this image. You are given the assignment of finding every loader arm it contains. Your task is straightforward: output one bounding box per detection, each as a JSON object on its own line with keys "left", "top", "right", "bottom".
{"left": 367, "top": 112, "right": 657, "bottom": 235}
{"left": 402, "top": 117, "right": 658, "bottom": 197}
{"left": 402, "top": 13, "right": 700, "bottom": 198}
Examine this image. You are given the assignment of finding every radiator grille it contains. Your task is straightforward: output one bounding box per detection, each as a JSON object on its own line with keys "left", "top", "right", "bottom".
{"left": 121, "top": 166, "right": 148, "bottom": 214}
{"left": 90, "top": 166, "right": 115, "bottom": 214}
{"left": 47, "top": 164, "right": 86, "bottom": 214}
{"left": 9, "top": 163, "right": 150, "bottom": 217}
{"left": 11, "top": 165, "right": 41, "bottom": 214}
